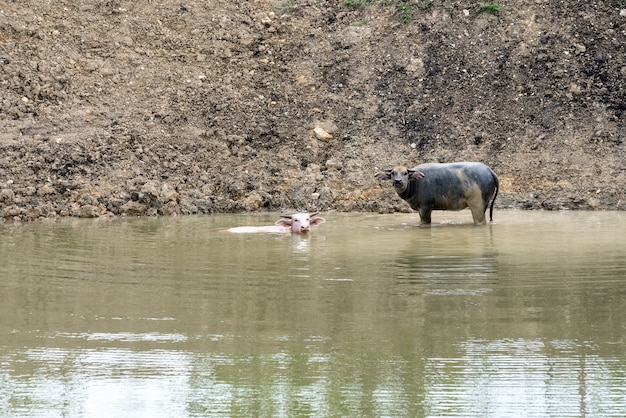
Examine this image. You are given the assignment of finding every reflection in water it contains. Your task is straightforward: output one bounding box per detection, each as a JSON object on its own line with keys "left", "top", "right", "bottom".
{"left": 55, "top": 331, "right": 187, "bottom": 343}
{"left": 427, "top": 338, "right": 626, "bottom": 417}
{"left": 291, "top": 234, "right": 311, "bottom": 256}
{"left": 5, "top": 335, "right": 625, "bottom": 417}
{"left": 291, "top": 235, "right": 312, "bottom": 279}
{"left": 10, "top": 347, "right": 194, "bottom": 417}
{"left": 395, "top": 223, "right": 499, "bottom": 298}
{"left": 396, "top": 254, "right": 498, "bottom": 283}
{"left": 1, "top": 211, "right": 626, "bottom": 416}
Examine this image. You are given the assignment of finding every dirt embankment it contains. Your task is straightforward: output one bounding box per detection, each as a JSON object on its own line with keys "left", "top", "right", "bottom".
{"left": 1, "top": 1, "right": 625, "bottom": 221}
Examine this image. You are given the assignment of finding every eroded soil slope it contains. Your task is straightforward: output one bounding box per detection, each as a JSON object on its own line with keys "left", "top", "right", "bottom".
{"left": 1, "top": 0, "right": 625, "bottom": 221}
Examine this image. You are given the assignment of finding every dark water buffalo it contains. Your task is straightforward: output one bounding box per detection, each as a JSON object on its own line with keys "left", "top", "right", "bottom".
{"left": 375, "top": 162, "right": 499, "bottom": 225}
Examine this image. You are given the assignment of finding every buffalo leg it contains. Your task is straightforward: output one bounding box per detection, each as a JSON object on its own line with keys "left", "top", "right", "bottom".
{"left": 419, "top": 208, "right": 432, "bottom": 224}
{"left": 469, "top": 205, "right": 487, "bottom": 225}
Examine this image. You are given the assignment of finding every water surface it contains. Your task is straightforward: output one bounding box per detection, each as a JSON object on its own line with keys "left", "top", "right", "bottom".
{"left": 1, "top": 211, "right": 625, "bottom": 417}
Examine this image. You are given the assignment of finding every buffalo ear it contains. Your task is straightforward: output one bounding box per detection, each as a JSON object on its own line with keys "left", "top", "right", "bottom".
{"left": 374, "top": 169, "right": 392, "bottom": 180}
{"left": 275, "top": 219, "right": 291, "bottom": 226}
{"left": 409, "top": 170, "right": 425, "bottom": 179}
{"left": 310, "top": 217, "right": 326, "bottom": 226}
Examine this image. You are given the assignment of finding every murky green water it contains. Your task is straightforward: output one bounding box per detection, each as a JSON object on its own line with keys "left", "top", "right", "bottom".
{"left": 1, "top": 211, "right": 625, "bottom": 417}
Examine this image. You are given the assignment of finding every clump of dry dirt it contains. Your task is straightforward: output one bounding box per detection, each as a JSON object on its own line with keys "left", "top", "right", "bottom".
{"left": 1, "top": 0, "right": 625, "bottom": 221}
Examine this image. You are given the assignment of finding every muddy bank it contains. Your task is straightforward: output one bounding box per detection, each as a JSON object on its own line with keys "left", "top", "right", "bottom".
{"left": 1, "top": 1, "right": 624, "bottom": 221}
